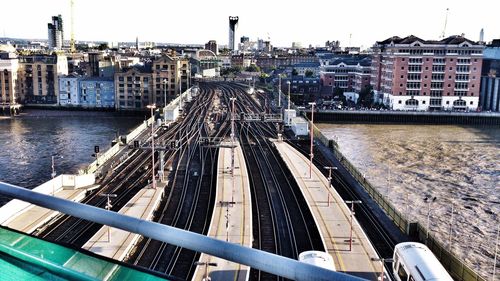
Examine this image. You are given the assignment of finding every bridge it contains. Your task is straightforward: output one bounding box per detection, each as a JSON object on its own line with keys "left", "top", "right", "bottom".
{"left": 0, "top": 82, "right": 486, "bottom": 281}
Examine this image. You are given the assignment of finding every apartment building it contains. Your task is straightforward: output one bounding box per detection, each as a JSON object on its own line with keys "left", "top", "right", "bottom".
{"left": 114, "top": 55, "right": 189, "bottom": 110}
{"left": 18, "top": 54, "right": 68, "bottom": 104}
{"left": 371, "top": 35, "right": 483, "bottom": 111}
{"left": 0, "top": 51, "right": 19, "bottom": 105}
{"left": 319, "top": 55, "right": 371, "bottom": 93}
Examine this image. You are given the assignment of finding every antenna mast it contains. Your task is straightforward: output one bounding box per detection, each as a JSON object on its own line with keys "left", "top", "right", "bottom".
{"left": 70, "top": 0, "right": 76, "bottom": 53}
{"left": 441, "top": 8, "right": 449, "bottom": 39}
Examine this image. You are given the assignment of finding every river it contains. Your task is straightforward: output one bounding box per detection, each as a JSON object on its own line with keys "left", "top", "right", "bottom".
{"left": 317, "top": 123, "right": 500, "bottom": 279}
{"left": 0, "top": 109, "right": 143, "bottom": 205}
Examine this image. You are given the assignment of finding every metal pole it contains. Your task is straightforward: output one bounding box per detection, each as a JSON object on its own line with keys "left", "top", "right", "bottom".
{"left": 230, "top": 97, "right": 236, "bottom": 202}
{"left": 346, "top": 200, "right": 361, "bottom": 251}
{"left": 0, "top": 181, "right": 364, "bottom": 281}
{"left": 147, "top": 104, "right": 156, "bottom": 189}
{"left": 308, "top": 102, "right": 316, "bottom": 179}
{"left": 349, "top": 202, "right": 354, "bottom": 251}
{"left": 448, "top": 203, "right": 454, "bottom": 250}
{"left": 51, "top": 155, "right": 56, "bottom": 196}
{"left": 179, "top": 67, "right": 182, "bottom": 110}
{"left": 493, "top": 224, "right": 499, "bottom": 281}
{"left": 278, "top": 75, "right": 282, "bottom": 108}
{"left": 287, "top": 81, "right": 291, "bottom": 111}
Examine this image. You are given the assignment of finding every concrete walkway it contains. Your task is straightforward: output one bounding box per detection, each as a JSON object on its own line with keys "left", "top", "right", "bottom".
{"left": 3, "top": 189, "right": 89, "bottom": 234}
{"left": 82, "top": 183, "right": 165, "bottom": 261}
{"left": 192, "top": 142, "right": 252, "bottom": 281}
{"left": 273, "top": 139, "right": 380, "bottom": 280}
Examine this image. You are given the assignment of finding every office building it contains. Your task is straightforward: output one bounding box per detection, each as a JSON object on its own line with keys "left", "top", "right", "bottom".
{"left": 48, "top": 15, "right": 64, "bottom": 50}
{"left": 371, "top": 35, "right": 483, "bottom": 111}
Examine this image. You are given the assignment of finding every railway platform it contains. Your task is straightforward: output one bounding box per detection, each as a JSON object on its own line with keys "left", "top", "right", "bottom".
{"left": 82, "top": 182, "right": 166, "bottom": 261}
{"left": 192, "top": 142, "right": 252, "bottom": 281}
{"left": 273, "top": 139, "right": 380, "bottom": 280}
{"left": 0, "top": 179, "right": 94, "bottom": 234}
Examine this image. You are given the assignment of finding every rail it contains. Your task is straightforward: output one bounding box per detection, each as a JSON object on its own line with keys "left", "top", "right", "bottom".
{"left": 0, "top": 181, "right": 364, "bottom": 281}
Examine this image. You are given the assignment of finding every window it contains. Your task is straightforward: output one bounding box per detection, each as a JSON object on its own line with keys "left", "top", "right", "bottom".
{"left": 446, "top": 101, "right": 450, "bottom": 104}
{"left": 470, "top": 101, "right": 473, "bottom": 105}
{"left": 398, "top": 100, "right": 402, "bottom": 104}
{"left": 423, "top": 100, "right": 426, "bottom": 104}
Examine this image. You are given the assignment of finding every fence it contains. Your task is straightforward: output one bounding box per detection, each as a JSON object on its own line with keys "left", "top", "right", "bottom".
{"left": 312, "top": 123, "right": 486, "bottom": 281}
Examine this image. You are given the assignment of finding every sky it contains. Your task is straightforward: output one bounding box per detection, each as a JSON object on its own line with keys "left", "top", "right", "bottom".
{"left": 1, "top": 0, "right": 499, "bottom": 48}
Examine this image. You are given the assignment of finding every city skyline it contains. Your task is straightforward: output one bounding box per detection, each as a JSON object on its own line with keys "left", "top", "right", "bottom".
{"left": 1, "top": 0, "right": 499, "bottom": 48}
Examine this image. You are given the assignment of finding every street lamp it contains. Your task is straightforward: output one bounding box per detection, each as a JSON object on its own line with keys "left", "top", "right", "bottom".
{"left": 278, "top": 75, "right": 282, "bottom": 108}
{"left": 324, "top": 166, "right": 337, "bottom": 207}
{"left": 424, "top": 196, "right": 437, "bottom": 242}
{"left": 162, "top": 78, "right": 168, "bottom": 108}
{"left": 345, "top": 200, "right": 362, "bottom": 251}
{"left": 287, "top": 81, "right": 291, "bottom": 111}
{"left": 99, "top": 193, "right": 117, "bottom": 242}
{"left": 308, "top": 102, "right": 316, "bottom": 179}
{"left": 195, "top": 261, "right": 218, "bottom": 281}
{"left": 146, "top": 104, "right": 157, "bottom": 189}
{"left": 371, "top": 257, "right": 394, "bottom": 281}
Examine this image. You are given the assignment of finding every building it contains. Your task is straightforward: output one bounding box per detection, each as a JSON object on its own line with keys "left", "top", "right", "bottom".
{"left": 282, "top": 76, "right": 321, "bottom": 105}
{"left": 88, "top": 52, "right": 117, "bottom": 78}
{"left": 48, "top": 15, "right": 64, "bottom": 50}
{"left": 228, "top": 16, "right": 239, "bottom": 51}
{"left": 58, "top": 75, "right": 80, "bottom": 105}
{"left": 79, "top": 77, "right": 115, "bottom": 108}
{"left": 371, "top": 35, "right": 483, "bottom": 111}
{"left": 205, "top": 40, "right": 218, "bottom": 55}
{"left": 480, "top": 40, "right": 500, "bottom": 111}
{"left": 0, "top": 50, "right": 19, "bottom": 105}
{"left": 290, "top": 62, "right": 320, "bottom": 77}
{"left": 114, "top": 55, "right": 189, "bottom": 110}
{"left": 319, "top": 55, "right": 371, "bottom": 94}
{"left": 18, "top": 54, "right": 68, "bottom": 104}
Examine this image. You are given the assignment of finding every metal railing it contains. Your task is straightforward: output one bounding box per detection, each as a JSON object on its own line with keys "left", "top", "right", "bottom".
{"left": 0, "top": 181, "right": 364, "bottom": 281}
{"left": 311, "top": 125, "right": 486, "bottom": 281}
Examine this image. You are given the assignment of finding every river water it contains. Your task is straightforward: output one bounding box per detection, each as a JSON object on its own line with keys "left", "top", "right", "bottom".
{"left": 0, "top": 110, "right": 143, "bottom": 205}
{"left": 317, "top": 123, "right": 500, "bottom": 279}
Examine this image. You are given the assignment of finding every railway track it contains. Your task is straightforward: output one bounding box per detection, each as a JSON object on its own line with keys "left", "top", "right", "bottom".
{"left": 36, "top": 85, "right": 217, "bottom": 249}
{"left": 127, "top": 83, "right": 230, "bottom": 280}
{"left": 218, "top": 83, "right": 325, "bottom": 281}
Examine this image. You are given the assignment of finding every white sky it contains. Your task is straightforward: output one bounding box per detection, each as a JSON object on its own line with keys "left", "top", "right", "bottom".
{"left": 1, "top": 0, "right": 499, "bottom": 48}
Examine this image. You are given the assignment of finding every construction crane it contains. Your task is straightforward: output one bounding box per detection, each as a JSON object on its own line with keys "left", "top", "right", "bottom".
{"left": 70, "top": 0, "right": 76, "bottom": 53}
{"left": 440, "top": 8, "right": 449, "bottom": 39}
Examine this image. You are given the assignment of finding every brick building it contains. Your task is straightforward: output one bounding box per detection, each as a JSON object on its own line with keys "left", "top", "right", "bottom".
{"left": 371, "top": 35, "right": 483, "bottom": 111}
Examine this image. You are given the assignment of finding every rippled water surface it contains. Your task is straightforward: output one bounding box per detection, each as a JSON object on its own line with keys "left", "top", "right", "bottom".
{"left": 318, "top": 123, "right": 499, "bottom": 278}
{"left": 0, "top": 110, "right": 142, "bottom": 204}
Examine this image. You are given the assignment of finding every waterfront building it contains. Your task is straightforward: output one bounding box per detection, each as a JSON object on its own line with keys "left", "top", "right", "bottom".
{"left": 319, "top": 55, "right": 371, "bottom": 94}
{"left": 282, "top": 76, "right": 321, "bottom": 105}
{"left": 114, "top": 55, "right": 189, "bottom": 110}
{"left": 371, "top": 35, "right": 483, "bottom": 111}
{"left": 480, "top": 40, "right": 500, "bottom": 112}
{"left": 48, "top": 15, "right": 64, "bottom": 50}
{"left": 58, "top": 75, "right": 80, "bottom": 105}
{"left": 88, "top": 52, "right": 117, "bottom": 78}
{"left": 79, "top": 77, "right": 115, "bottom": 108}
{"left": 0, "top": 49, "right": 19, "bottom": 105}
{"left": 18, "top": 54, "right": 68, "bottom": 104}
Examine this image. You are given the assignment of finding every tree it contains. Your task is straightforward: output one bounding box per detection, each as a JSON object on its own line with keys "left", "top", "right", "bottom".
{"left": 245, "top": 64, "right": 261, "bottom": 73}
{"left": 358, "top": 85, "right": 374, "bottom": 107}
{"left": 98, "top": 43, "right": 108, "bottom": 51}
{"left": 305, "top": 70, "right": 314, "bottom": 77}
{"left": 333, "top": 86, "right": 343, "bottom": 98}
{"left": 292, "top": 68, "right": 298, "bottom": 76}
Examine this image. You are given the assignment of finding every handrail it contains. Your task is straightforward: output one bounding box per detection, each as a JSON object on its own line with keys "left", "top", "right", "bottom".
{"left": 0, "top": 181, "right": 365, "bottom": 281}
